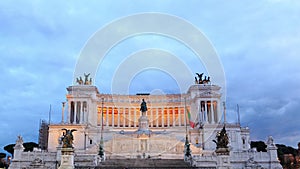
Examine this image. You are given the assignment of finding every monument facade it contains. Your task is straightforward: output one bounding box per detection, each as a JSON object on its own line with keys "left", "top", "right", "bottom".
{"left": 9, "top": 73, "right": 282, "bottom": 168}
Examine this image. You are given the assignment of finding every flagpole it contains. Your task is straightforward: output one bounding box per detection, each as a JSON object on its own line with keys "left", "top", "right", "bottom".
{"left": 98, "top": 98, "right": 104, "bottom": 160}
{"left": 237, "top": 104, "right": 240, "bottom": 125}
{"left": 195, "top": 108, "right": 199, "bottom": 128}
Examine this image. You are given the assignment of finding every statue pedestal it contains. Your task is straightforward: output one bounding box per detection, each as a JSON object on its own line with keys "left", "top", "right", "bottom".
{"left": 136, "top": 111, "right": 151, "bottom": 138}
{"left": 216, "top": 148, "right": 231, "bottom": 168}
{"left": 138, "top": 114, "right": 149, "bottom": 131}
{"left": 58, "top": 148, "right": 74, "bottom": 169}
{"left": 215, "top": 148, "right": 230, "bottom": 155}
{"left": 216, "top": 154, "right": 231, "bottom": 169}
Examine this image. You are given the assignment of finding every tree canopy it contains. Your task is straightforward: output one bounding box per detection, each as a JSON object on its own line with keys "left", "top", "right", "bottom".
{"left": 3, "top": 144, "right": 14, "bottom": 156}
{"left": 3, "top": 142, "right": 39, "bottom": 157}
{"left": 250, "top": 141, "right": 267, "bottom": 152}
{"left": 0, "top": 153, "right": 6, "bottom": 159}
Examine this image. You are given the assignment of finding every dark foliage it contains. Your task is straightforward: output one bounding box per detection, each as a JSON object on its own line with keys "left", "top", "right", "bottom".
{"left": 276, "top": 144, "right": 298, "bottom": 156}
{"left": 3, "top": 144, "right": 14, "bottom": 156}
{"left": 3, "top": 142, "right": 39, "bottom": 157}
{"left": 250, "top": 141, "right": 267, "bottom": 152}
{"left": 276, "top": 144, "right": 298, "bottom": 167}
{"left": 23, "top": 142, "right": 39, "bottom": 152}
{"left": 0, "top": 153, "right": 6, "bottom": 158}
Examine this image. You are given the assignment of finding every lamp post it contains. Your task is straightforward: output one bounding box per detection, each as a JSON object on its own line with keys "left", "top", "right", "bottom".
{"left": 184, "top": 97, "right": 191, "bottom": 162}
{"left": 98, "top": 98, "right": 104, "bottom": 159}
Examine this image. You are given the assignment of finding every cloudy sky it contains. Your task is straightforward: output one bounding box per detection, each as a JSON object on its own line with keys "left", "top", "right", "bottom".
{"left": 1, "top": 0, "right": 300, "bottom": 152}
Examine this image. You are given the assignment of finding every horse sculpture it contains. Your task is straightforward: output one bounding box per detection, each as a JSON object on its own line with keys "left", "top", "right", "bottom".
{"left": 84, "top": 73, "right": 90, "bottom": 85}
{"left": 76, "top": 77, "right": 83, "bottom": 85}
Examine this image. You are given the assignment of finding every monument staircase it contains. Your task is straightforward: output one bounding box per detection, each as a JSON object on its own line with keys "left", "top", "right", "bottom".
{"left": 75, "top": 158, "right": 199, "bottom": 169}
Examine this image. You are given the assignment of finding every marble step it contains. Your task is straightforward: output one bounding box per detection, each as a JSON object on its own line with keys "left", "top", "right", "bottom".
{"left": 75, "top": 159, "right": 196, "bottom": 169}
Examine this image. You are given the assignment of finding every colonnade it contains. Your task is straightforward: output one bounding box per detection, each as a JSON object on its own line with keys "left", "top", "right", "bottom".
{"left": 199, "top": 100, "right": 219, "bottom": 124}
{"left": 68, "top": 101, "right": 88, "bottom": 124}
{"left": 97, "top": 106, "right": 187, "bottom": 128}
{"left": 66, "top": 100, "right": 219, "bottom": 126}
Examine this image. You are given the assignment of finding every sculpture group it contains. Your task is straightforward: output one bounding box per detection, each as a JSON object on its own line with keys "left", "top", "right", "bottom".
{"left": 195, "top": 73, "right": 211, "bottom": 84}
{"left": 213, "top": 126, "right": 229, "bottom": 149}
{"left": 61, "top": 129, "right": 77, "bottom": 148}
{"left": 76, "top": 73, "right": 92, "bottom": 85}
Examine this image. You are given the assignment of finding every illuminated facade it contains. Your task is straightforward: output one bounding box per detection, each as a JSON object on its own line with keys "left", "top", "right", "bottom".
{"left": 48, "top": 83, "right": 225, "bottom": 158}
{"left": 65, "top": 85, "right": 221, "bottom": 128}
{"left": 10, "top": 79, "right": 283, "bottom": 168}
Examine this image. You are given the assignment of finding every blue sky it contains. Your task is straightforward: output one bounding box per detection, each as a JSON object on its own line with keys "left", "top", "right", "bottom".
{"left": 1, "top": 0, "right": 300, "bottom": 151}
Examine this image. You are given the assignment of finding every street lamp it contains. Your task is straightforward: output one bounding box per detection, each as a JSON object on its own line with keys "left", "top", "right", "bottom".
{"left": 98, "top": 98, "right": 104, "bottom": 159}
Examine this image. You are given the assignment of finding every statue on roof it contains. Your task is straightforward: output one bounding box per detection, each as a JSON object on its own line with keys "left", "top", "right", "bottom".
{"left": 195, "top": 73, "right": 203, "bottom": 84}
{"left": 14, "top": 135, "right": 24, "bottom": 150}
{"left": 16, "top": 135, "right": 23, "bottom": 144}
{"left": 84, "top": 73, "right": 91, "bottom": 85}
{"left": 76, "top": 77, "right": 84, "bottom": 85}
{"left": 194, "top": 77, "right": 198, "bottom": 84}
{"left": 266, "top": 136, "right": 276, "bottom": 148}
{"left": 76, "top": 73, "right": 92, "bottom": 85}
{"left": 195, "top": 73, "right": 211, "bottom": 84}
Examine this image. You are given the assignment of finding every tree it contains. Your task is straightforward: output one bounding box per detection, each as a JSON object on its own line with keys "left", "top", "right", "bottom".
{"left": 0, "top": 153, "right": 6, "bottom": 159}
{"left": 250, "top": 141, "right": 267, "bottom": 152}
{"left": 3, "top": 142, "right": 39, "bottom": 157}
{"left": 23, "top": 142, "right": 38, "bottom": 152}
{"left": 3, "top": 144, "right": 14, "bottom": 156}
{"left": 276, "top": 144, "right": 297, "bottom": 167}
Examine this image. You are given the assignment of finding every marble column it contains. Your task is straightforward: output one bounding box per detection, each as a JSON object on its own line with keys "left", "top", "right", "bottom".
{"left": 117, "top": 108, "right": 120, "bottom": 127}
{"left": 204, "top": 101, "right": 208, "bottom": 123}
{"left": 150, "top": 108, "right": 153, "bottom": 127}
{"left": 84, "top": 102, "right": 88, "bottom": 124}
{"left": 155, "top": 108, "right": 159, "bottom": 127}
{"left": 167, "top": 108, "right": 170, "bottom": 127}
{"left": 210, "top": 101, "right": 214, "bottom": 124}
{"left": 134, "top": 108, "right": 137, "bottom": 127}
{"left": 78, "top": 102, "right": 81, "bottom": 124}
{"left": 67, "top": 101, "right": 71, "bottom": 123}
{"left": 74, "top": 102, "right": 77, "bottom": 124}
{"left": 80, "top": 102, "right": 83, "bottom": 123}
{"left": 123, "top": 108, "right": 125, "bottom": 127}
{"left": 216, "top": 101, "right": 220, "bottom": 123}
{"left": 172, "top": 107, "right": 175, "bottom": 126}
{"left": 128, "top": 108, "right": 131, "bottom": 127}
{"left": 183, "top": 108, "right": 187, "bottom": 126}
{"left": 178, "top": 107, "right": 181, "bottom": 126}
{"left": 161, "top": 108, "right": 164, "bottom": 127}
{"left": 111, "top": 107, "right": 114, "bottom": 126}
{"left": 200, "top": 100, "right": 205, "bottom": 123}
{"left": 106, "top": 106, "right": 109, "bottom": 126}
